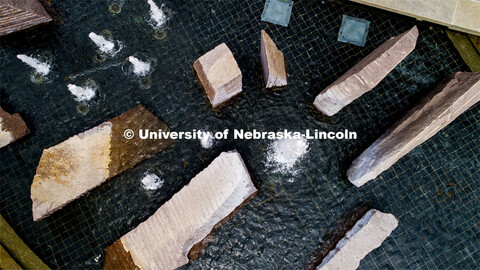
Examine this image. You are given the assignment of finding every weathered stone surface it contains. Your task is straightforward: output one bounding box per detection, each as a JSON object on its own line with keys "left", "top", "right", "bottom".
{"left": 0, "top": 106, "right": 30, "bottom": 148}
{"left": 0, "top": 0, "right": 52, "bottom": 36}
{"left": 314, "top": 26, "right": 418, "bottom": 116}
{"left": 194, "top": 43, "right": 243, "bottom": 108}
{"left": 103, "top": 151, "right": 257, "bottom": 270}
{"left": 348, "top": 72, "right": 480, "bottom": 187}
{"left": 350, "top": 0, "right": 480, "bottom": 36}
{"left": 317, "top": 209, "right": 398, "bottom": 270}
{"left": 261, "top": 30, "right": 287, "bottom": 88}
{"left": 31, "top": 104, "right": 173, "bottom": 221}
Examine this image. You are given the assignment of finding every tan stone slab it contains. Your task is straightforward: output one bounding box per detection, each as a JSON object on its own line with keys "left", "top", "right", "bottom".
{"left": 452, "top": 0, "right": 480, "bottom": 34}
{"left": 348, "top": 72, "right": 480, "bottom": 187}
{"left": 0, "top": 106, "right": 30, "bottom": 149}
{"left": 194, "top": 43, "right": 243, "bottom": 108}
{"left": 261, "top": 30, "right": 287, "bottom": 88}
{"left": 314, "top": 26, "right": 418, "bottom": 116}
{"left": 0, "top": 0, "right": 52, "bottom": 36}
{"left": 317, "top": 209, "right": 398, "bottom": 270}
{"left": 396, "top": 0, "right": 457, "bottom": 25}
{"left": 350, "top": 0, "right": 480, "bottom": 36}
{"left": 31, "top": 105, "right": 173, "bottom": 221}
{"left": 103, "top": 151, "right": 257, "bottom": 270}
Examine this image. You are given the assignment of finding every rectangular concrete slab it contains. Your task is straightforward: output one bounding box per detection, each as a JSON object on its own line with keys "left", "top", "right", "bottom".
{"left": 350, "top": 0, "right": 480, "bottom": 36}
{"left": 348, "top": 72, "right": 480, "bottom": 187}
{"left": 317, "top": 209, "right": 398, "bottom": 270}
{"left": 103, "top": 151, "right": 257, "bottom": 270}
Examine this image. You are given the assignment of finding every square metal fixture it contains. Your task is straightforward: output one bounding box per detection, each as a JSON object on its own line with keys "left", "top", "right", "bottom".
{"left": 338, "top": 15, "right": 370, "bottom": 47}
{"left": 261, "top": 0, "right": 294, "bottom": 27}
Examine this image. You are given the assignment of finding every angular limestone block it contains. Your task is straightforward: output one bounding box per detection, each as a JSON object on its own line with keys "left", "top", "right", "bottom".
{"left": 194, "top": 43, "right": 243, "bottom": 108}
{"left": 261, "top": 30, "right": 287, "bottom": 88}
{"left": 0, "top": 0, "right": 52, "bottom": 36}
{"left": 314, "top": 26, "right": 418, "bottom": 116}
{"left": 317, "top": 209, "right": 398, "bottom": 270}
{"left": 31, "top": 104, "right": 173, "bottom": 221}
{"left": 348, "top": 72, "right": 480, "bottom": 187}
{"left": 0, "top": 106, "right": 30, "bottom": 148}
{"left": 103, "top": 151, "right": 257, "bottom": 270}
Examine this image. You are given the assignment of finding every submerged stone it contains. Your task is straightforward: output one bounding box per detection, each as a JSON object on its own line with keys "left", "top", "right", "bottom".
{"left": 348, "top": 72, "right": 480, "bottom": 187}
{"left": 103, "top": 151, "right": 257, "bottom": 270}
{"left": 31, "top": 104, "right": 173, "bottom": 221}
{"left": 0, "top": 0, "right": 52, "bottom": 36}
{"left": 194, "top": 43, "right": 243, "bottom": 108}
{"left": 338, "top": 15, "right": 370, "bottom": 47}
{"left": 317, "top": 209, "right": 398, "bottom": 270}
{"left": 261, "top": 0, "right": 294, "bottom": 27}
{"left": 0, "top": 106, "right": 30, "bottom": 149}
{"left": 314, "top": 26, "right": 419, "bottom": 116}
{"left": 261, "top": 30, "right": 287, "bottom": 88}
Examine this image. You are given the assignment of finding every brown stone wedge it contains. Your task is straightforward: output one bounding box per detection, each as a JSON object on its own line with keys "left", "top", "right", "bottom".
{"left": 0, "top": 106, "right": 30, "bottom": 149}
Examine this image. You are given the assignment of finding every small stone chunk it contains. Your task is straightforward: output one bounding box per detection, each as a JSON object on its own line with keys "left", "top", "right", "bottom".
{"left": 261, "top": 30, "right": 287, "bottom": 88}
{"left": 0, "top": 106, "right": 30, "bottom": 149}
{"left": 194, "top": 43, "right": 243, "bottom": 108}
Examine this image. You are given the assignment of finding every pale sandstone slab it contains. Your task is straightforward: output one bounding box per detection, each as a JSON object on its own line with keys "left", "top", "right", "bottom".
{"left": 261, "top": 30, "right": 287, "bottom": 88}
{"left": 348, "top": 72, "right": 480, "bottom": 187}
{"left": 0, "top": 0, "right": 52, "bottom": 36}
{"left": 314, "top": 26, "right": 418, "bottom": 116}
{"left": 103, "top": 151, "right": 257, "bottom": 270}
{"left": 31, "top": 105, "right": 173, "bottom": 221}
{"left": 0, "top": 106, "right": 30, "bottom": 148}
{"left": 194, "top": 43, "right": 243, "bottom": 108}
{"left": 317, "top": 209, "right": 398, "bottom": 270}
{"left": 350, "top": 0, "right": 480, "bottom": 36}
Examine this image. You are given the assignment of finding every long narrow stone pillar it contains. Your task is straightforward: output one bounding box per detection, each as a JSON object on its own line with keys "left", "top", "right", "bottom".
{"left": 314, "top": 26, "right": 418, "bottom": 116}
{"left": 103, "top": 151, "right": 257, "bottom": 270}
{"left": 317, "top": 209, "right": 398, "bottom": 270}
{"left": 348, "top": 72, "right": 480, "bottom": 187}
{"left": 31, "top": 104, "right": 173, "bottom": 221}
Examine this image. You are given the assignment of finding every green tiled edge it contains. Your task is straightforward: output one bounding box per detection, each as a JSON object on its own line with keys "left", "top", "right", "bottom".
{"left": 0, "top": 215, "right": 50, "bottom": 270}
{"left": 447, "top": 31, "right": 480, "bottom": 72}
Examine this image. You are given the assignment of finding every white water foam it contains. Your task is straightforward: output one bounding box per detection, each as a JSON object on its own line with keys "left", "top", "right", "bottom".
{"left": 88, "top": 32, "right": 123, "bottom": 56}
{"left": 141, "top": 173, "right": 164, "bottom": 190}
{"left": 266, "top": 137, "right": 309, "bottom": 175}
{"left": 147, "top": 0, "right": 168, "bottom": 28}
{"left": 128, "top": 56, "right": 151, "bottom": 76}
{"left": 67, "top": 84, "right": 97, "bottom": 102}
{"left": 199, "top": 131, "right": 214, "bottom": 149}
{"left": 16, "top": 54, "right": 51, "bottom": 75}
